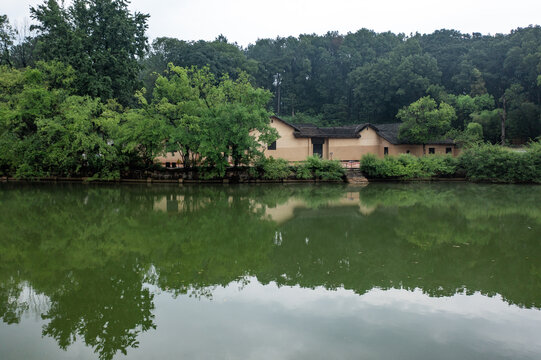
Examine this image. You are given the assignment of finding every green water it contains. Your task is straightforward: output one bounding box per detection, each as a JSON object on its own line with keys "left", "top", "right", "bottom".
{"left": 0, "top": 182, "right": 540, "bottom": 359}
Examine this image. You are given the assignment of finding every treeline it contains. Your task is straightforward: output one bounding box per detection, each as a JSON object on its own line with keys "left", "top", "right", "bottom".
{"left": 3, "top": 2, "right": 541, "bottom": 143}
{"left": 140, "top": 28, "right": 541, "bottom": 143}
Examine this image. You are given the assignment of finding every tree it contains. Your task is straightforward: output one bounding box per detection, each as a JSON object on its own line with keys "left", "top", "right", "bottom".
{"left": 197, "top": 70, "right": 277, "bottom": 175}
{"left": 500, "top": 84, "right": 541, "bottom": 143}
{"left": 0, "top": 62, "right": 127, "bottom": 178}
{"left": 30, "top": 0, "right": 149, "bottom": 105}
{"left": 470, "top": 109, "right": 502, "bottom": 143}
{"left": 0, "top": 14, "right": 16, "bottom": 67}
{"left": 349, "top": 42, "right": 441, "bottom": 123}
{"left": 148, "top": 65, "right": 211, "bottom": 168}
{"left": 447, "top": 121, "right": 484, "bottom": 147}
{"left": 117, "top": 97, "right": 168, "bottom": 169}
{"left": 140, "top": 36, "right": 258, "bottom": 102}
{"left": 10, "top": 19, "right": 37, "bottom": 69}
{"left": 398, "top": 96, "right": 456, "bottom": 153}
{"left": 441, "top": 93, "right": 495, "bottom": 129}
{"left": 128, "top": 64, "right": 277, "bottom": 175}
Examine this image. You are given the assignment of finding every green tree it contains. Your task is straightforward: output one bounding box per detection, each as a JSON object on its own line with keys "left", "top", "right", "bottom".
{"left": 447, "top": 121, "right": 484, "bottom": 147}
{"left": 117, "top": 98, "right": 168, "bottom": 169}
{"left": 471, "top": 109, "right": 503, "bottom": 143}
{"left": 197, "top": 70, "right": 277, "bottom": 176}
{"left": 441, "top": 93, "right": 495, "bottom": 129}
{"left": 0, "top": 62, "right": 126, "bottom": 178}
{"left": 150, "top": 65, "right": 209, "bottom": 167}
{"left": 30, "top": 0, "right": 149, "bottom": 105}
{"left": 141, "top": 36, "right": 258, "bottom": 100}
{"left": 398, "top": 96, "right": 455, "bottom": 153}
{"left": 0, "top": 15, "right": 16, "bottom": 67}
{"left": 127, "top": 64, "right": 278, "bottom": 175}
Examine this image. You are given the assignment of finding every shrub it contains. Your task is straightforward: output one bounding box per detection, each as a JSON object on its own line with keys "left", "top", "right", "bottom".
{"left": 359, "top": 154, "right": 380, "bottom": 178}
{"left": 262, "top": 157, "right": 291, "bottom": 180}
{"left": 294, "top": 163, "right": 313, "bottom": 179}
{"left": 458, "top": 142, "right": 541, "bottom": 183}
{"left": 251, "top": 155, "right": 346, "bottom": 181}
{"left": 418, "top": 155, "right": 458, "bottom": 177}
{"left": 360, "top": 153, "right": 458, "bottom": 179}
{"left": 251, "top": 156, "right": 291, "bottom": 180}
{"left": 300, "top": 155, "right": 345, "bottom": 181}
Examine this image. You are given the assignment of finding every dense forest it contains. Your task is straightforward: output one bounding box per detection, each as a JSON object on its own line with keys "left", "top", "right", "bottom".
{"left": 1, "top": 0, "right": 541, "bottom": 178}
{"left": 142, "top": 27, "right": 541, "bottom": 144}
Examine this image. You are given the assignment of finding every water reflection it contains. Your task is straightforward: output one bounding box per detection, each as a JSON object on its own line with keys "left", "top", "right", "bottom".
{"left": 1, "top": 183, "right": 541, "bottom": 359}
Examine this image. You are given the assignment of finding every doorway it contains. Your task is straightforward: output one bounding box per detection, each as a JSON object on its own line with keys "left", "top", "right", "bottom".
{"left": 313, "top": 143, "right": 323, "bottom": 157}
{"left": 311, "top": 138, "right": 324, "bottom": 158}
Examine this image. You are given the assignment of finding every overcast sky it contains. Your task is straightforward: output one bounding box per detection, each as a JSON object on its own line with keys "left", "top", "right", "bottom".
{"left": 3, "top": 0, "right": 541, "bottom": 47}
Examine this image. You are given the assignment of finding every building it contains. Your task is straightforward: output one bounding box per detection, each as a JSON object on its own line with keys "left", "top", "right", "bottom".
{"left": 157, "top": 115, "right": 458, "bottom": 167}
{"left": 263, "top": 116, "right": 457, "bottom": 162}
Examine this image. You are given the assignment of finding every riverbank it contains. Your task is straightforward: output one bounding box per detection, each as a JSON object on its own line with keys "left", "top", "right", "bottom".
{"left": 0, "top": 169, "right": 532, "bottom": 185}
{"left": 0, "top": 173, "right": 477, "bottom": 185}
{"left": 0, "top": 173, "right": 348, "bottom": 184}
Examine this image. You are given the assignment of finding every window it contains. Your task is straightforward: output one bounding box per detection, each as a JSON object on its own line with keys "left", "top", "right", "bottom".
{"left": 428, "top": 148, "right": 435, "bottom": 154}
{"left": 165, "top": 162, "right": 171, "bottom": 168}
{"left": 268, "top": 141, "right": 276, "bottom": 150}
{"left": 171, "top": 162, "right": 177, "bottom": 168}
{"left": 406, "top": 150, "right": 410, "bottom": 154}
{"left": 384, "top": 147, "right": 389, "bottom": 155}
{"left": 446, "top": 147, "right": 452, "bottom": 154}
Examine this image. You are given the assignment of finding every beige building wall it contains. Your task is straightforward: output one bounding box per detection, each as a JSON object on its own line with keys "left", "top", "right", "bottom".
{"left": 328, "top": 127, "right": 382, "bottom": 161}
{"left": 379, "top": 140, "right": 456, "bottom": 157}
{"left": 263, "top": 118, "right": 311, "bottom": 161}
{"left": 156, "top": 151, "right": 183, "bottom": 166}
{"left": 380, "top": 139, "right": 423, "bottom": 157}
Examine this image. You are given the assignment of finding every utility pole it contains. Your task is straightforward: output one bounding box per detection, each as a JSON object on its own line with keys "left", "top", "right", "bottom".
{"left": 274, "top": 73, "right": 281, "bottom": 115}
{"left": 500, "top": 95, "right": 507, "bottom": 145}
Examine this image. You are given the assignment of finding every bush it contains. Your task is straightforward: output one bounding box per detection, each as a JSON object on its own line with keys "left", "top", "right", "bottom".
{"left": 294, "top": 162, "right": 313, "bottom": 179}
{"left": 358, "top": 154, "right": 380, "bottom": 178}
{"left": 360, "top": 153, "right": 458, "bottom": 179}
{"left": 262, "top": 157, "right": 291, "bottom": 180}
{"left": 360, "top": 143, "right": 541, "bottom": 182}
{"left": 250, "top": 156, "right": 291, "bottom": 180}
{"left": 249, "top": 155, "right": 346, "bottom": 181}
{"left": 458, "top": 143, "right": 541, "bottom": 182}
{"left": 298, "top": 155, "right": 345, "bottom": 181}
{"left": 418, "top": 155, "right": 458, "bottom": 177}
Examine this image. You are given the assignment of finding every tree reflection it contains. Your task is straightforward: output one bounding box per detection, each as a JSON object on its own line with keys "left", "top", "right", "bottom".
{"left": 40, "top": 261, "right": 155, "bottom": 360}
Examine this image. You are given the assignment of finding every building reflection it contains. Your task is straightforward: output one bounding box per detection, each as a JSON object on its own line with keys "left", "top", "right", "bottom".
{"left": 153, "top": 190, "right": 376, "bottom": 223}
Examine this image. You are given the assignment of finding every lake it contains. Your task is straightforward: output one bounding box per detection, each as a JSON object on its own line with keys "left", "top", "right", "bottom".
{"left": 0, "top": 182, "right": 540, "bottom": 359}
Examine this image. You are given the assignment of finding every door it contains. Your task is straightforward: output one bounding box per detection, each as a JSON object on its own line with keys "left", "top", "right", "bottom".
{"left": 311, "top": 137, "right": 325, "bottom": 158}
{"left": 313, "top": 143, "right": 323, "bottom": 158}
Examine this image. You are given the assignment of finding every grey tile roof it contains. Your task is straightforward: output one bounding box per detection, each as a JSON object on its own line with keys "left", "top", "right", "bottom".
{"left": 293, "top": 124, "right": 367, "bottom": 138}
{"left": 368, "top": 123, "right": 455, "bottom": 145}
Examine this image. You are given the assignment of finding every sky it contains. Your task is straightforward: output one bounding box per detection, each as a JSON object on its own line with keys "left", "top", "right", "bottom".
{"left": 3, "top": 0, "right": 541, "bottom": 47}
